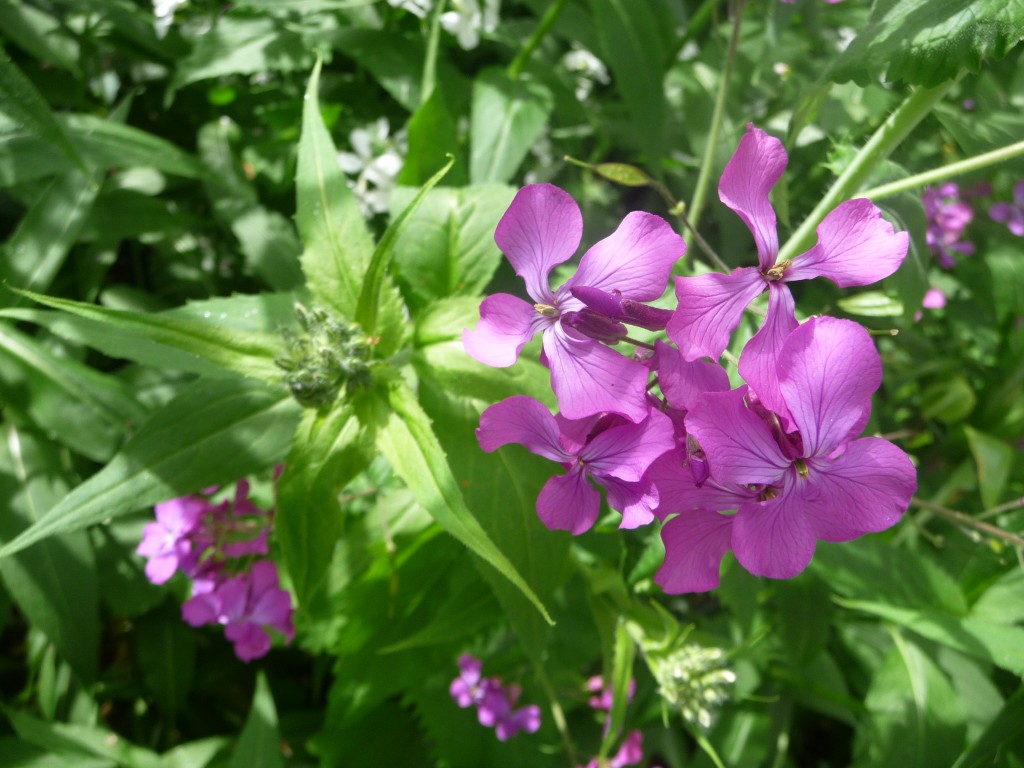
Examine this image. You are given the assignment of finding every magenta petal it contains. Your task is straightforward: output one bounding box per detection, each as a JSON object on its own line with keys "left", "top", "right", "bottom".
{"left": 655, "top": 341, "right": 731, "bottom": 411}
{"left": 647, "top": 449, "right": 759, "bottom": 519}
{"left": 544, "top": 324, "right": 650, "bottom": 422}
{"left": 732, "top": 492, "right": 817, "bottom": 579}
{"left": 567, "top": 211, "right": 685, "bottom": 300}
{"left": 655, "top": 510, "right": 734, "bottom": 593}
{"left": 777, "top": 317, "right": 881, "bottom": 457}
{"left": 718, "top": 124, "right": 787, "bottom": 269}
{"left": 785, "top": 198, "right": 909, "bottom": 287}
{"left": 477, "top": 395, "right": 574, "bottom": 463}
{"left": 804, "top": 437, "right": 916, "bottom": 541}
{"left": 463, "top": 293, "right": 545, "bottom": 368}
{"left": 583, "top": 408, "right": 675, "bottom": 482}
{"left": 537, "top": 469, "right": 601, "bottom": 535}
{"left": 668, "top": 268, "right": 766, "bottom": 361}
{"left": 495, "top": 184, "right": 582, "bottom": 303}
{"left": 686, "top": 388, "right": 790, "bottom": 486}
{"left": 738, "top": 283, "right": 798, "bottom": 425}
{"left": 601, "top": 475, "right": 658, "bottom": 529}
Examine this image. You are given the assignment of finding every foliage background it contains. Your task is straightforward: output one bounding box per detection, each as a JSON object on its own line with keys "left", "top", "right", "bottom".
{"left": 1, "top": 0, "right": 1024, "bottom": 766}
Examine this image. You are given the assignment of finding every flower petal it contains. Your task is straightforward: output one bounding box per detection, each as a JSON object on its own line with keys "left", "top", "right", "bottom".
{"left": 655, "top": 341, "right": 731, "bottom": 411}
{"left": 567, "top": 211, "right": 685, "bottom": 300}
{"left": 718, "top": 124, "right": 787, "bottom": 269}
{"left": 647, "top": 449, "right": 760, "bottom": 519}
{"left": 667, "top": 268, "right": 765, "bottom": 361}
{"left": 685, "top": 388, "right": 790, "bottom": 486}
{"left": 463, "top": 293, "right": 545, "bottom": 367}
{"left": 583, "top": 408, "right": 675, "bottom": 482}
{"left": 732, "top": 490, "right": 817, "bottom": 579}
{"left": 784, "top": 198, "right": 909, "bottom": 286}
{"left": 804, "top": 437, "right": 915, "bottom": 541}
{"left": 477, "top": 395, "right": 574, "bottom": 463}
{"left": 601, "top": 474, "right": 658, "bottom": 529}
{"left": 655, "top": 510, "right": 734, "bottom": 593}
{"left": 777, "top": 317, "right": 881, "bottom": 457}
{"left": 544, "top": 324, "right": 651, "bottom": 422}
{"left": 737, "top": 283, "right": 798, "bottom": 425}
{"left": 537, "top": 468, "right": 601, "bottom": 534}
{"left": 495, "top": 184, "right": 582, "bottom": 303}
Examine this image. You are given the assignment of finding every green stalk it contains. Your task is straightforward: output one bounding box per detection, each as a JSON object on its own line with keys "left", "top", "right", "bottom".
{"left": 507, "top": 0, "right": 571, "bottom": 80}
{"left": 777, "top": 80, "right": 955, "bottom": 262}
{"left": 685, "top": 0, "right": 745, "bottom": 254}
{"left": 859, "top": 138, "right": 1024, "bottom": 200}
{"left": 419, "top": 0, "right": 446, "bottom": 103}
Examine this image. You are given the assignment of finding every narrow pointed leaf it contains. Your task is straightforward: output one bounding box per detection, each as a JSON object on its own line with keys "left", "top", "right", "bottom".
{"left": 230, "top": 672, "right": 284, "bottom": 768}
{"left": 0, "top": 379, "right": 300, "bottom": 558}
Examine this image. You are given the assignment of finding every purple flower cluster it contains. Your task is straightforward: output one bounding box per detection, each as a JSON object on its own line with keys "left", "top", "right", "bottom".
{"left": 578, "top": 677, "right": 653, "bottom": 768}
{"left": 923, "top": 183, "right": 975, "bottom": 268}
{"left": 450, "top": 654, "right": 542, "bottom": 741}
{"left": 136, "top": 480, "right": 294, "bottom": 661}
{"left": 465, "top": 124, "right": 917, "bottom": 592}
{"left": 990, "top": 180, "right": 1024, "bottom": 236}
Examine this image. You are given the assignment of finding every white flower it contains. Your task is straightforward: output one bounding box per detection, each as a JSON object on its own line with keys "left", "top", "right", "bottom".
{"left": 337, "top": 118, "right": 406, "bottom": 217}
{"left": 153, "top": 0, "right": 188, "bottom": 38}
{"left": 387, "top": 0, "right": 432, "bottom": 18}
{"left": 441, "top": 0, "right": 500, "bottom": 50}
{"left": 562, "top": 46, "right": 610, "bottom": 101}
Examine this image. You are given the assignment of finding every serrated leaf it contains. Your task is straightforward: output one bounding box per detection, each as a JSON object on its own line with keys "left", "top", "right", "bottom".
{"left": 368, "top": 380, "right": 553, "bottom": 625}
{"left": 469, "top": 68, "right": 552, "bottom": 184}
{"left": 0, "top": 46, "right": 89, "bottom": 173}
{"left": 390, "top": 185, "right": 516, "bottom": 312}
{"left": 854, "top": 631, "right": 966, "bottom": 767}
{"left": 296, "top": 59, "right": 375, "bottom": 322}
{"left": 829, "top": 0, "right": 1024, "bottom": 87}
{"left": 0, "top": 378, "right": 299, "bottom": 559}
{"left": 230, "top": 672, "right": 283, "bottom": 768}
{"left": 0, "top": 170, "right": 99, "bottom": 303}
{"left": 0, "top": 425, "right": 100, "bottom": 683}
{"left": 277, "top": 403, "right": 370, "bottom": 610}
{"left": 9, "top": 288, "right": 285, "bottom": 382}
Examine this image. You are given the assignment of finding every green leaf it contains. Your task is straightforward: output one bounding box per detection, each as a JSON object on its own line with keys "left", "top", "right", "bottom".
{"left": 0, "top": 46, "right": 89, "bottom": 173}
{"left": 389, "top": 184, "right": 516, "bottom": 312}
{"left": 157, "top": 738, "right": 230, "bottom": 768}
{"left": 588, "top": 0, "right": 668, "bottom": 161}
{"left": 8, "top": 288, "right": 285, "bottom": 382}
{"left": 329, "top": 28, "right": 425, "bottom": 112}
{"left": 952, "top": 685, "right": 1024, "bottom": 768}
{"left": 0, "top": 378, "right": 299, "bottom": 559}
{"left": 4, "top": 708, "right": 161, "bottom": 768}
{"left": 829, "top": 0, "right": 1024, "bottom": 87}
{"left": 0, "top": 738, "right": 112, "bottom": 768}
{"left": 64, "top": 114, "right": 208, "bottom": 178}
{"left": 230, "top": 672, "right": 284, "bottom": 768}
{"left": 964, "top": 426, "right": 1015, "bottom": 509}
{"left": 0, "top": 170, "right": 99, "bottom": 303}
{"left": 0, "top": 1, "right": 80, "bottom": 75}
{"left": 921, "top": 375, "right": 976, "bottom": 423}
{"left": 296, "top": 59, "right": 375, "bottom": 322}
{"left": 836, "top": 598, "right": 1024, "bottom": 676}
{"left": 0, "top": 425, "right": 100, "bottom": 683}
{"left": 367, "top": 380, "right": 554, "bottom": 624}
{"left": 277, "top": 403, "right": 370, "bottom": 610}
{"left": 355, "top": 156, "right": 454, "bottom": 337}
{"left": 600, "top": 620, "right": 637, "bottom": 759}
{"left": 469, "top": 68, "right": 552, "bottom": 184}
{"left": 172, "top": 15, "right": 313, "bottom": 88}
{"left": 854, "top": 631, "right": 966, "bottom": 767}
{"left": 398, "top": 85, "right": 467, "bottom": 187}
{"left": 836, "top": 291, "right": 904, "bottom": 318}
{"left": 134, "top": 604, "right": 196, "bottom": 715}
{"left": 0, "top": 322, "right": 147, "bottom": 461}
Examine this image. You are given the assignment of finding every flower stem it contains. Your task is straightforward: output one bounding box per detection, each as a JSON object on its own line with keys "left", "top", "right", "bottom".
{"left": 910, "top": 496, "right": 1024, "bottom": 549}
{"left": 419, "top": 0, "right": 446, "bottom": 103}
{"left": 685, "top": 0, "right": 745, "bottom": 252}
{"left": 621, "top": 336, "right": 656, "bottom": 351}
{"left": 535, "top": 663, "right": 577, "bottom": 766}
{"left": 859, "top": 138, "right": 1024, "bottom": 200}
{"left": 777, "top": 80, "right": 957, "bottom": 263}
{"left": 507, "top": 0, "right": 571, "bottom": 80}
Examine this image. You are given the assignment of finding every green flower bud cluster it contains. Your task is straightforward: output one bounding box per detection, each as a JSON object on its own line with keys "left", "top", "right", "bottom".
{"left": 276, "top": 304, "right": 371, "bottom": 408}
{"left": 648, "top": 644, "right": 735, "bottom": 730}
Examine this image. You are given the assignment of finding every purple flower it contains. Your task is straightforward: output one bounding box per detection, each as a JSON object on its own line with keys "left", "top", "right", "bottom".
{"left": 581, "top": 730, "right": 646, "bottom": 768}
{"left": 989, "top": 181, "right": 1024, "bottom": 236}
{"left": 477, "top": 396, "right": 675, "bottom": 533}
{"left": 463, "top": 184, "right": 685, "bottom": 422}
{"left": 585, "top": 675, "right": 636, "bottom": 711}
{"left": 923, "top": 183, "right": 975, "bottom": 268}
{"left": 182, "top": 560, "right": 294, "bottom": 662}
{"left": 667, "top": 124, "right": 908, "bottom": 408}
{"left": 450, "top": 656, "right": 541, "bottom": 741}
{"left": 136, "top": 496, "right": 211, "bottom": 584}
{"left": 654, "top": 317, "right": 916, "bottom": 592}
{"left": 450, "top": 654, "right": 486, "bottom": 707}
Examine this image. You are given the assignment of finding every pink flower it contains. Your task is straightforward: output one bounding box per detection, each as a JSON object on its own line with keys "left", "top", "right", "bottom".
{"left": 990, "top": 180, "right": 1024, "bottom": 236}
{"left": 667, "top": 124, "right": 908, "bottom": 425}
{"left": 464, "top": 184, "right": 684, "bottom": 422}
{"left": 655, "top": 317, "right": 916, "bottom": 592}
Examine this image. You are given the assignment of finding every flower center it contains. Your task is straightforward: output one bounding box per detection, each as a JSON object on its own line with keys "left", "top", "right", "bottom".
{"left": 534, "top": 303, "right": 559, "bottom": 318}
{"left": 793, "top": 458, "right": 810, "bottom": 479}
{"left": 762, "top": 259, "right": 792, "bottom": 282}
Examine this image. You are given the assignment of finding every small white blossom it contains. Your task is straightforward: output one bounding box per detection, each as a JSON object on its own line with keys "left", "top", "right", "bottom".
{"left": 441, "top": 0, "right": 500, "bottom": 50}
{"left": 337, "top": 118, "right": 406, "bottom": 217}
{"left": 153, "top": 0, "right": 188, "bottom": 38}
{"left": 562, "top": 46, "right": 610, "bottom": 101}
{"left": 387, "top": 0, "right": 432, "bottom": 18}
